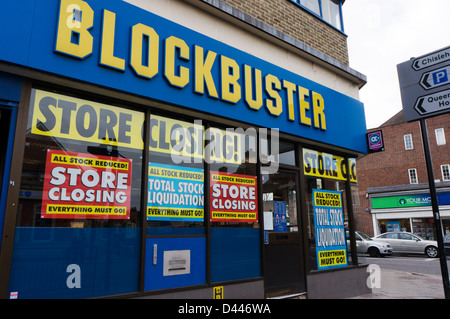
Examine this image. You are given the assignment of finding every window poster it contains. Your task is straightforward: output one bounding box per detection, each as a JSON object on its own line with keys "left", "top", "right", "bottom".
{"left": 312, "top": 189, "right": 347, "bottom": 270}
{"left": 147, "top": 163, "right": 204, "bottom": 222}
{"left": 210, "top": 171, "right": 258, "bottom": 223}
{"left": 41, "top": 149, "right": 132, "bottom": 219}
{"left": 273, "top": 201, "right": 287, "bottom": 232}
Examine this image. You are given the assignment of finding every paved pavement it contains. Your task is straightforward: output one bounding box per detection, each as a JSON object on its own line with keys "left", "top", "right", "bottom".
{"left": 349, "top": 268, "right": 446, "bottom": 299}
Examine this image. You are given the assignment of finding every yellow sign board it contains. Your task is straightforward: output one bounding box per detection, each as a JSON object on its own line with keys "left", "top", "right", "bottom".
{"left": 303, "top": 149, "right": 357, "bottom": 182}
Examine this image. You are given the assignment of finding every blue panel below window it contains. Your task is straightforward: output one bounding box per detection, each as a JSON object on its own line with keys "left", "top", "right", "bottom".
{"left": 210, "top": 227, "right": 261, "bottom": 283}
{"left": 8, "top": 227, "right": 140, "bottom": 299}
{"left": 144, "top": 237, "right": 206, "bottom": 291}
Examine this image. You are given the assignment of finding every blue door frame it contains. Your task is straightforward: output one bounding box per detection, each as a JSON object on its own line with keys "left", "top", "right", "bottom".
{"left": 0, "top": 103, "right": 18, "bottom": 246}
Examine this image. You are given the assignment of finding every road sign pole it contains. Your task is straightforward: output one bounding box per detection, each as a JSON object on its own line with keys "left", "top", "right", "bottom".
{"left": 420, "top": 118, "right": 450, "bottom": 299}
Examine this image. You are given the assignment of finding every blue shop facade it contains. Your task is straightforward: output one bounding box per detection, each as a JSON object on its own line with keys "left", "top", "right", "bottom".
{"left": 0, "top": 0, "right": 370, "bottom": 299}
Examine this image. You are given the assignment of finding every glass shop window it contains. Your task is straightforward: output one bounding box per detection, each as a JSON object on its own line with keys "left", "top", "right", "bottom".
{"left": 306, "top": 177, "right": 353, "bottom": 271}
{"left": 208, "top": 125, "right": 262, "bottom": 282}
{"left": 9, "top": 89, "right": 144, "bottom": 298}
{"left": 146, "top": 113, "right": 205, "bottom": 236}
{"left": 302, "top": 148, "right": 357, "bottom": 271}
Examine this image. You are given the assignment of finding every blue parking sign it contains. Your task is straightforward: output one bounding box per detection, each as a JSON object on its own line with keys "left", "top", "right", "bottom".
{"left": 433, "top": 69, "right": 448, "bottom": 85}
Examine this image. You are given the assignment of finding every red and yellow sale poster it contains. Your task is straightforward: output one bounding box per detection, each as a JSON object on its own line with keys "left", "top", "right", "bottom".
{"left": 210, "top": 171, "right": 258, "bottom": 223}
{"left": 41, "top": 149, "right": 132, "bottom": 219}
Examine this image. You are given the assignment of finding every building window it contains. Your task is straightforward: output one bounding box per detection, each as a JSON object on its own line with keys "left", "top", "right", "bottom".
{"left": 408, "top": 168, "right": 418, "bottom": 184}
{"left": 442, "top": 164, "right": 450, "bottom": 181}
{"left": 298, "top": 0, "right": 321, "bottom": 15}
{"left": 291, "top": 0, "right": 344, "bottom": 31}
{"left": 10, "top": 88, "right": 145, "bottom": 298}
{"left": 435, "top": 128, "right": 446, "bottom": 146}
{"left": 404, "top": 134, "right": 413, "bottom": 150}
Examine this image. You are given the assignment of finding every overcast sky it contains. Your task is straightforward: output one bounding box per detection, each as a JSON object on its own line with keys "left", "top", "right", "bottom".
{"left": 343, "top": 0, "right": 450, "bottom": 129}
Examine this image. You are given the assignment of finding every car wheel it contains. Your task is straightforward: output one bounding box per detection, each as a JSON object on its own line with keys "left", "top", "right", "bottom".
{"left": 368, "top": 247, "right": 380, "bottom": 257}
{"left": 425, "top": 246, "right": 438, "bottom": 258}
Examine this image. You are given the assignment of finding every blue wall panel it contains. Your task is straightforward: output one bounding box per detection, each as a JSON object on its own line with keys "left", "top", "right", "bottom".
{"left": 144, "top": 237, "right": 206, "bottom": 291}
{"left": 210, "top": 228, "right": 261, "bottom": 282}
{"left": 8, "top": 227, "right": 140, "bottom": 299}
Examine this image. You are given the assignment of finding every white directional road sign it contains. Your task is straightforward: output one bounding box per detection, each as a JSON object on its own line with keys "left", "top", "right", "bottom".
{"left": 412, "top": 46, "right": 450, "bottom": 71}
{"left": 420, "top": 66, "right": 450, "bottom": 90}
{"left": 414, "top": 88, "right": 450, "bottom": 116}
{"left": 398, "top": 45, "right": 450, "bottom": 121}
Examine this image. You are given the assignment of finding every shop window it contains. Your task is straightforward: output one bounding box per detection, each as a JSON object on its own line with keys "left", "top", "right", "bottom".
{"left": 9, "top": 89, "right": 144, "bottom": 298}
{"left": 435, "top": 128, "right": 446, "bottom": 146}
{"left": 278, "top": 141, "right": 297, "bottom": 166}
{"left": 301, "top": 148, "right": 357, "bottom": 271}
{"left": 208, "top": 125, "right": 261, "bottom": 282}
{"left": 408, "top": 168, "right": 418, "bottom": 184}
{"left": 306, "top": 177, "right": 353, "bottom": 271}
{"left": 144, "top": 114, "right": 206, "bottom": 291}
{"left": 412, "top": 218, "right": 435, "bottom": 240}
{"left": 146, "top": 114, "right": 205, "bottom": 236}
{"left": 442, "top": 164, "right": 450, "bottom": 181}
{"left": 404, "top": 134, "right": 413, "bottom": 150}
{"left": 378, "top": 220, "right": 411, "bottom": 234}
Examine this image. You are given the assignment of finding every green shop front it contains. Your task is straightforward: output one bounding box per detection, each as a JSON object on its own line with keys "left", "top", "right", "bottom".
{"left": 369, "top": 186, "right": 450, "bottom": 240}
{"left": 0, "top": 0, "right": 369, "bottom": 299}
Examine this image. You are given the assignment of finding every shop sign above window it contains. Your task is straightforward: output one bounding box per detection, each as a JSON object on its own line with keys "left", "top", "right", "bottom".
{"left": 0, "top": 0, "right": 367, "bottom": 154}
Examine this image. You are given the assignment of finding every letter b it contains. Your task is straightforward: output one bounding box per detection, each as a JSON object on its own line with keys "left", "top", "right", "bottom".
{"left": 55, "top": 0, "right": 94, "bottom": 59}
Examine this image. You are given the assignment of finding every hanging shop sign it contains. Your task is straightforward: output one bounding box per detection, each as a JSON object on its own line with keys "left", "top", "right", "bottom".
{"left": 0, "top": 0, "right": 367, "bottom": 154}
{"left": 312, "top": 189, "right": 347, "bottom": 270}
{"left": 303, "top": 149, "right": 357, "bottom": 182}
{"left": 210, "top": 172, "right": 258, "bottom": 223}
{"left": 147, "top": 163, "right": 204, "bottom": 222}
{"left": 41, "top": 149, "right": 132, "bottom": 219}
{"left": 366, "top": 130, "right": 384, "bottom": 153}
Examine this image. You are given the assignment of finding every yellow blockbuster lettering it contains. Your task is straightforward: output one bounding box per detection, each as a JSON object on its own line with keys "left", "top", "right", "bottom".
{"left": 312, "top": 92, "right": 326, "bottom": 130}
{"left": 283, "top": 80, "right": 296, "bottom": 121}
{"left": 298, "top": 86, "right": 311, "bottom": 126}
{"left": 100, "top": 10, "right": 125, "bottom": 71}
{"left": 244, "top": 65, "right": 263, "bottom": 110}
{"left": 164, "top": 36, "right": 190, "bottom": 88}
{"left": 194, "top": 46, "right": 218, "bottom": 98}
{"left": 130, "top": 23, "right": 159, "bottom": 79}
{"left": 265, "top": 74, "right": 282, "bottom": 116}
{"left": 221, "top": 56, "right": 241, "bottom": 103}
{"left": 53, "top": 3, "right": 330, "bottom": 134}
{"left": 55, "top": 0, "right": 94, "bottom": 59}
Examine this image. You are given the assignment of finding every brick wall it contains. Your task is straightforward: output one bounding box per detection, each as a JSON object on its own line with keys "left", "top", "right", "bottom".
{"left": 356, "top": 113, "right": 450, "bottom": 235}
{"left": 217, "top": 0, "right": 349, "bottom": 65}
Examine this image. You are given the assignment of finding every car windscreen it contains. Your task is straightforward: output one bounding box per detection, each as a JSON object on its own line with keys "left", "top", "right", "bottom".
{"left": 357, "top": 231, "right": 372, "bottom": 240}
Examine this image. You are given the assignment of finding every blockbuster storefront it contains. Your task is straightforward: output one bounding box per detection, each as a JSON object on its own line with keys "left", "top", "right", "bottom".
{"left": 0, "top": 0, "right": 369, "bottom": 299}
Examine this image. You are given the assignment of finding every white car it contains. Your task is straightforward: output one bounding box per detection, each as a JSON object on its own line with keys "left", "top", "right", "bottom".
{"left": 354, "top": 231, "right": 392, "bottom": 257}
{"left": 372, "top": 232, "right": 439, "bottom": 258}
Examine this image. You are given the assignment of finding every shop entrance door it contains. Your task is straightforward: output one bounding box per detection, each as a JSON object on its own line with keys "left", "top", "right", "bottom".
{"left": 262, "top": 169, "right": 306, "bottom": 298}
